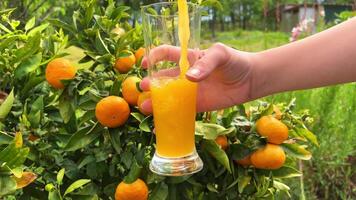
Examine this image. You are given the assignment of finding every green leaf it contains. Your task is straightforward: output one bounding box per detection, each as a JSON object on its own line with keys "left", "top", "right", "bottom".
{"left": 109, "top": 128, "right": 122, "bottom": 154}
{"left": 28, "top": 95, "right": 44, "bottom": 128}
{"left": 195, "top": 121, "right": 235, "bottom": 140}
{"left": 84, "top": 2, "right": 95, "bottom": 27}
{"left": 10, "top": 167, "right": 23, "bottom": 178}
{"left": 78, "top": 155, "right": 95, "bottom": 169}
{"left": 230, "top": 143, "right": 254, "bottom": 160}
{"left": 14, "top": 53, "right": 42, "bottom": 79}
{"left": 0, "top": 176, "right": 17, "bottom": 196}
{"left": 58, "top": 93, "right": 75, "bottom": 124}
{"left": 149, "top": 182, "right": 168, "bottom": 200}
{"left": 57, "top": 168, "right": 65, "bottom": 185}
{"left": 237, "top": 175, "right": 251, "bottom": 193}
{"left": 146, "top": 7, "right": 158, "bottom": 16}
{"left": 6, "top": 148, "right": 29, "bottom": 168}
{"left": 25, "top": 17, "right": 36, "bottom": 31}
{"left": 257, "top": 166, "right": 301, "bottom": 179}
{"left": 0, "top": 131, "right": 13, "bottom": 145}
{"left": 272, "top": 166, "right": 301, "bottom": 178}
{"left": 48, "top": 19, "right": 75, "bottom": 35}
{"left": 0, "top": 23, "right": 11, "bottom": 33}
{"left": 0, "top": 36, "right": 20, "bottom": 52}
{"left": 124, "top": 161, "right": 143, "bottom": 184}
{"left": 21, "top": 76, "right": 44, "bottom": 95}
{"left": 28, "top": 23, "right": 50, "bottom": 36}
{"left": 131, "top": 112, "right": 145, "bottom": 123}
{"left": 139, "top": 116, "right": 151, "bottom": 132}
{"left": 0, "top": 89, "right": 14, "bottom": 120}
{"left": 273, "top": 180, "right": 290, "bottom": 191}
{"left": 14, "top": 34, "right": 41, "bottom": 62}
{"left": 282, "top": 143, "right": 312, "bottom": 160}
{"left": 95, "top": 31, "right": 110, "bottom": 54}
{"left": 259, "top": 103, "right": 274, "bottom": 117}
{"left": 48, "top": 190, "right": 61, "bottom": 200}
{"left": 64, "top": 179, "right": 91, "bottom": 196}
{"left": 64, "top": 123, "right": 102, "bottom": 151}
{"left": 202, "top": 140, "right": 231, "bottom": 173}
{"left": 69, "top": 183, "right": 98, "bottom": 196}
{"left": 294, "top": 128, "right": 319, "bottom": 146}
{"left": 207, "top": 183, "right": 219, "bottom": 193}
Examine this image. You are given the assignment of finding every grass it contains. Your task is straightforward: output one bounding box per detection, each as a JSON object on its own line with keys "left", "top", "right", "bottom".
{"left": 202, "top": 30, "right": 290, "bottom": 51}
{"left": 203, "top": 30, "right": 356, "bottom": 200}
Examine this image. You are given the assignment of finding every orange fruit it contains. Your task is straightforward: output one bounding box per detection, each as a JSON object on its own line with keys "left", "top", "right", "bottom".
{"left": 273, "top": 105, "right": 282, "bottom": 120}
{"left": 137, "top": 92, "right": 151, "bottom": 116}
{"left": 234, "top": 155, "right": 252, "bottom": 167}
{"left": 114, "top": 51, "right": 136, "bottom": 73}
{"left": 95, "top": 96, "right": 130, "bottom": 128}
{"left": 256, "top": 115, "right": 288, "bottom": 144}
{"left": 115, "top": 178, "right": 148, "bottom": 200}
{"left": 134, "top": 47, "right": 145, "bottom": 63}
{"left": 250, "top": 143, "right": 286, "bottom": 169}
{"left": 122, "top": 76, "right": 141, "bottom": 106}
{"left": 45, "top": 58, "right": 76, "bottom": 89}
{"left": 215, "top": 135, "right": 228, "bottom": 150}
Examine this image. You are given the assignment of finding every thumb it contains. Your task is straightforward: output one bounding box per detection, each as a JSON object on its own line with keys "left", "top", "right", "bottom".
{"left": 186, "top": 43, "right": 229, "bottom": 82}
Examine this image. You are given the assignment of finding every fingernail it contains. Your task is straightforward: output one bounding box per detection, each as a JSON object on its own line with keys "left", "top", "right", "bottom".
{"left": 187, "top": 68, "right": 201, "bottom": 78}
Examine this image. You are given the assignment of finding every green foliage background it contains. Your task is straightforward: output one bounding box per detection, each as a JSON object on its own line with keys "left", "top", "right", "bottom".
{"left": 0, "top": 0, "right": 355, "bottom": 200}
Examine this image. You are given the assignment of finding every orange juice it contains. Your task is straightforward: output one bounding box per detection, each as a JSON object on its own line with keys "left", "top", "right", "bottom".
{"left": 178, "top": 0, "right": 190, "bottom": 76}
{"left": 151, "top": 78, "right": 197, "bottom": 157}
{"left": 150, "top": 0, "right": 197, "bottom": 158}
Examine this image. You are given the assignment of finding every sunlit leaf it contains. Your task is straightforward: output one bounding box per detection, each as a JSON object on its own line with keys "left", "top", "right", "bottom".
{"left": 273, "top": 180, "right": 290, "bottom": 191}
{"left": 28, "top": 23, "right": 49, "bottom": 36}
{"left": 238, "top": 175, "right": 251, "bottom": 193}
{"left": 10, "top": 167, "right": 23, "bottom": 178}
{"left": 294, "top": 128, "right": 319, "bottom": 146}
{"left": 207, "top": 183, "right": 218, "bottom": 193}
{"left": 282, "top": 143, "right": 312, "bottom": 160}
{"left": 25, "top": 17, "right": 36, "bottom": 31}
{"left": 195, "top": 121, "right": 235, "bottom": 140}
{"left": 131, "top": 112, "right": 145, "bottom": 123}
{"left": 57, "top": 168, "right": 65, "bottom": 185}
{"left": 64, "top": 179, "right": 91, "bottom": 196}
{"left": 139, "top": 116, "right": 151, "bottom": 132}
{"left": 0, "top": 89, "right": 14, "bottom": 120}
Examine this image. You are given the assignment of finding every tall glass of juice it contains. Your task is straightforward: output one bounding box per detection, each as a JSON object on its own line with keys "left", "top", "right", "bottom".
{"left": 142, "top": 2, "right": 203, "bottom": 176}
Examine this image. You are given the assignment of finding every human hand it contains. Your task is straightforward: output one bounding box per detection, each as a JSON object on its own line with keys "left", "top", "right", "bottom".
{"left": 139, "top": 43, "right": 256, "bottom": 113}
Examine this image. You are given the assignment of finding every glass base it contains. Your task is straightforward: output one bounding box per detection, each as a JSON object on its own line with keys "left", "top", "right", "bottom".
{"left": 149, "top": 150, "right": 203, "bottom": 176}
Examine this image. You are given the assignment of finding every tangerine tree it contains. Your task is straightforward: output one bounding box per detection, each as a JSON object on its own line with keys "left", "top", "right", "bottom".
{"left": 0, "top": 1, "right": 317, "bottom": 199}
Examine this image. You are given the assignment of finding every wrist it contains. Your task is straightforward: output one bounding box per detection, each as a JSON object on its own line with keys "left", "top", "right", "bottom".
{"left": 249, "top": 51, "right": 271, "bottom": 100}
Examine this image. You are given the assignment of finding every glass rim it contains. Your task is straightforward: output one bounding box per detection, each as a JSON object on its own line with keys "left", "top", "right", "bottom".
{"left": 141, "top": 2, "right": 200, "bottom": 18}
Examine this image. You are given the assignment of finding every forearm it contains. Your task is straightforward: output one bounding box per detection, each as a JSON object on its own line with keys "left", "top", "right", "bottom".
{"left": 252, "top": 17, "right": 356, "bottom": 99}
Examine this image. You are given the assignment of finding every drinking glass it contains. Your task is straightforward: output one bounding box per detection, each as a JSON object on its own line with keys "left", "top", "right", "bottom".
{"left": 141, "top": 2, "right": 203, "bottom": 176}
